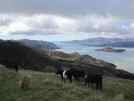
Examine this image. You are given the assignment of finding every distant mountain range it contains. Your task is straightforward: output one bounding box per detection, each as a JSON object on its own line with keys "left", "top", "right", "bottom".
{"left": 64, "top": 37, "right": 134, "bottom": 48}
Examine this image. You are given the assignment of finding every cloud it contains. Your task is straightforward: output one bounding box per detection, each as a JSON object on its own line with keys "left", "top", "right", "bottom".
{"left": 0, "top": 14, "right": 78, "bottom": 35}
{"left": 0, "top": 0, "right": 134, "bottom": 41}
{"left": 0, "top": 0, "right": 134, "bottom": 18}
{"left": 77, "top": 15, "right": 115, "bottom": 32}
{"left": 0, "top": 13, "right": 134, "bottom": 41}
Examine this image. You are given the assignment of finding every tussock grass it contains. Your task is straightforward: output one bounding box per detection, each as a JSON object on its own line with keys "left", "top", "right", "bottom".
{"left": 0, "top": 69, "right": 134, "bottom": 101}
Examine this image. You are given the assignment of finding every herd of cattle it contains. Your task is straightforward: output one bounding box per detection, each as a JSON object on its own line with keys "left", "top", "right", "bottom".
{"left": 10, "top": 63, "right": 103, "bottom": 90}
{"left": 56, "top": 67, "right": 103, "bottom": 90}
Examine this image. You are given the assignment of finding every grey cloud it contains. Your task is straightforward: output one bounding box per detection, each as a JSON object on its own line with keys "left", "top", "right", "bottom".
{"left": 0, "top": 14, "right": 134, "bottom": 36}
{"left": 0, "top": 0, "right": 134, "bottom": 18}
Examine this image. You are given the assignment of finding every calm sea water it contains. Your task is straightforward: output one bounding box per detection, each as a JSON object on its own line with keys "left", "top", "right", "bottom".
{"left": 55, "top": 42, "right": 134, "bottom": 73}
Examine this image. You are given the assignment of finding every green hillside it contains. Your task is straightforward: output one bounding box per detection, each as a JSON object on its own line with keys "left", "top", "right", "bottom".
{"left": 0, "top": 67, "right": 134, "bottom": 101}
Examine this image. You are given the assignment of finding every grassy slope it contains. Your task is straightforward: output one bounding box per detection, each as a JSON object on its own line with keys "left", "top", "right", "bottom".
{"left": 0, "top": 68, "right": 134, "bottom": 101}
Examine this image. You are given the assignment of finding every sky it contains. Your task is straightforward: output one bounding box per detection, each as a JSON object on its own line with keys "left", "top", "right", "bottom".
{"left": 0, "top": 0, "right": 134, "bottom": 41}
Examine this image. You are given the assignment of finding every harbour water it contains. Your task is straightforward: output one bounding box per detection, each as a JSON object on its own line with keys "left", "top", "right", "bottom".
{"left": 56, "top": 42, "right": 134, "bottom": 73}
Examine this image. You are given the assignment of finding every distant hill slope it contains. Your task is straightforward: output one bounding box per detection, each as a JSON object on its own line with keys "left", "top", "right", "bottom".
{"left": 19, "top": 39, "right": 59, "bottom": 49}
{"left": 64, "top": 37, "right": 134, "bottom": 47}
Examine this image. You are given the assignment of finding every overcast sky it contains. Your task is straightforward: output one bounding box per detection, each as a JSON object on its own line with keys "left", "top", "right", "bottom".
{"left": 0, "top": 0, "right": 134, "bottom": 41}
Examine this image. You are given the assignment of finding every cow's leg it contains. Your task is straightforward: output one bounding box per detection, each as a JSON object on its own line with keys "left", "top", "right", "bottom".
{"left": 61, "top": 74, "right": 66, "bottom": 83}
{"left": 70, "top": 76, "right": 72, "bottom": 83}
{"left": 56, "top": 74, "right": 59, "bottom": 78}
{"left": 60, "top": 74, "right": 64, "bottom": 81}
{"left": 63, "top": 78, "right": 66, "bottom": 83}
{"left": 96, "top": 82, "right": 99, "bottom": 90}
{"left": 68, "top": 75, "right": 72, "bottom": 83}
{"left": 56, "top": 71, "right": 59, "bottom": 78}
{"left": 15, "top": 65, "right": 18, "bottom": 72}
{"left": 96, "top": 79, "right": 102, "bottom": 90}
{"left": 84, "top": 77, "right": 90, "bottom": 87}
{"left": 87, "top": 82, "right": 90, "bottom": 87}
{"left": 85, "top": 80, "right": 90, "bottom": 88}
{"left": 84, "top": 80, "right": 87, "bottom": 86}
{"left": 99, "top": 78, "right": 103, "bottom": 90}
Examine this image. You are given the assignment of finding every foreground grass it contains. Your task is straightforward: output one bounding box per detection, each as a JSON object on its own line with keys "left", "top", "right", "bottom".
{"left": 0, "top": 68, "right": 134, "bottom": 101}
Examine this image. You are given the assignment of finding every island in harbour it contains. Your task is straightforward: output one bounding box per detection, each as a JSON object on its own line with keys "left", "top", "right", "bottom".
{"left": 96, "top": 47, "right": 126, "bottom": 53}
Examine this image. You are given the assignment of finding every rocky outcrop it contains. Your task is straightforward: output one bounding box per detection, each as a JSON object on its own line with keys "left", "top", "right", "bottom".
{"left": 78, "top": 55, "right": 116, "bottom": 68}
{"left": 115, "top": 69, "right": 134, "bottom": 80}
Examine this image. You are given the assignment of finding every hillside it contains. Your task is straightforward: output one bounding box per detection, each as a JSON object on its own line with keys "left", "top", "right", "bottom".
{"left": 19, "top": 39, "right": 59, "bottom": 49}
{"left": 0, "top": 40, "right": 59, "bottom": 71}
{"left": 0, "top": 40, "right": 134, "bottom": 80}
{"left": 0, "top": 68, "right": 134, "bottom": 101}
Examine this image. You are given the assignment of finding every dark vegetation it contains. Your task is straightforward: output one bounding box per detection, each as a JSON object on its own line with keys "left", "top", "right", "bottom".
{"left": 0, "top": 40, "right": 58, "bottom": 71}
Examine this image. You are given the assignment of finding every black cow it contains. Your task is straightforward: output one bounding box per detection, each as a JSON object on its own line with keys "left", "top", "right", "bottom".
{"left": 56, "top": 68, "right": 64, "bottom": 80}
{"left": 84, "top": 73, "right": 103, "bottom": 90}
{"left": 0, "top": 59, "right": 19, "bottom": 72}
{"left": 56, "top": 67, "right": 103, "bottom": 90}
{"left": 14, "top": 65, "right": 19, "bottom": 72}
{"left": 65, "top": 67, "right": 103, "bottom": 90}
{"left": 65, "top": 68, "right": 85, "bottom": 82}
